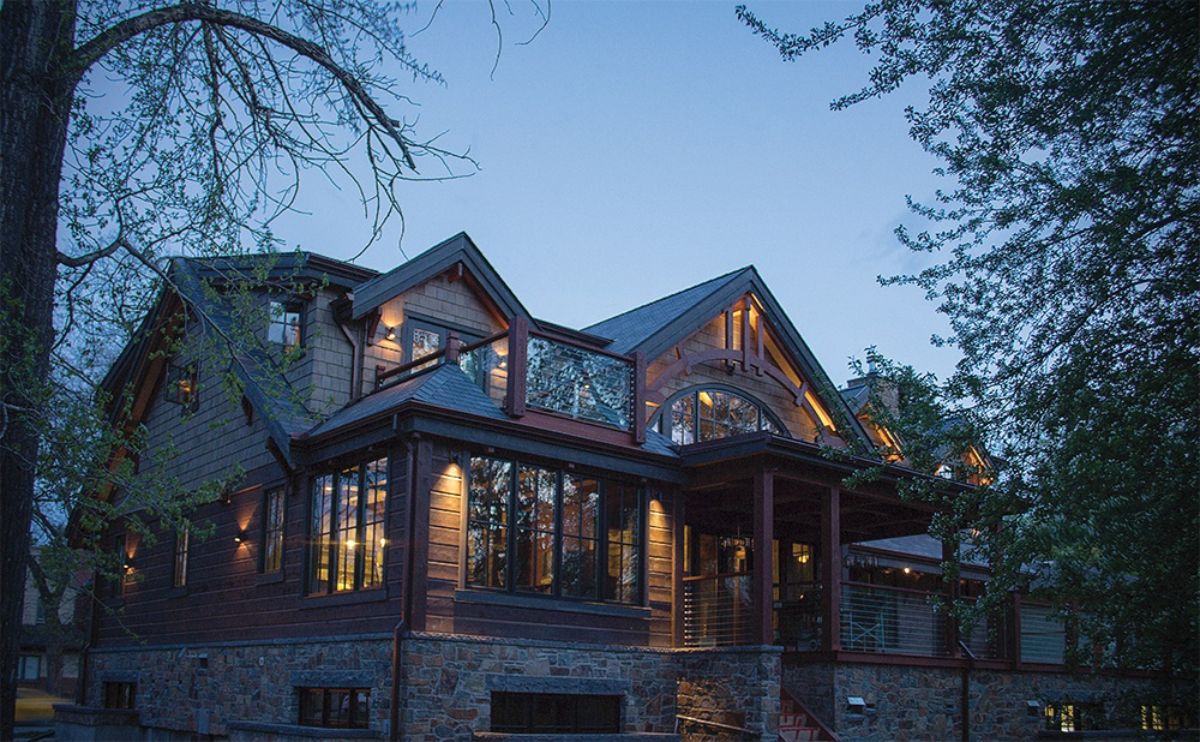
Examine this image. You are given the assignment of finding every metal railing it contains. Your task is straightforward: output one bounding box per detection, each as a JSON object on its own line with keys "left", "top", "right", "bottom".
{"left": 1019, "top": 601, "right": 1066, "bottom": 664}
{"left": 839, "top": 581, "right": 950, "bottom": 657}
{"left": 682, "top": 573, "right": 753, "bottom": 647}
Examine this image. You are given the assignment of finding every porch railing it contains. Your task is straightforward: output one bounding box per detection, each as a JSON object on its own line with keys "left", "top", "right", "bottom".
{"left": 682, "top": 573, "right": 753, "bottom": 647}
{"left": 839, "top": 581, "right": 951, "bottom": 657}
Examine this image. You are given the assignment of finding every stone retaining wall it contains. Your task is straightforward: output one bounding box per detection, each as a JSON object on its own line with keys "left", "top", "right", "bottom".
{"left": 783, "top": 660, "right": 1172, "bottom": 742}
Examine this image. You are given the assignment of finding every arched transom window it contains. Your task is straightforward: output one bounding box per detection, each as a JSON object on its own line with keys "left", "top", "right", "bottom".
{"left": 653, "top": 386, "right": 788, "bottom": 445}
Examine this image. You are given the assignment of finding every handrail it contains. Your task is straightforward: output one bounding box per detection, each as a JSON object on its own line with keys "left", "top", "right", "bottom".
{"left": 676, "top": 714, "right": 755, "bottom": 735}
{"left": 528, "top": 328, "right": 635, "bottom": 363}
{"left": 781, "top": 688, "right": 840, "bottom": 742}
{"left": 376, "top": 347, "right": 448, "bottom": 386}
{"left": 458, "top": 329, "right": 508, "bottom": 356}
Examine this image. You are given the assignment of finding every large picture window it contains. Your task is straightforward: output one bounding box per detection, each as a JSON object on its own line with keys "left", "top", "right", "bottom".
{"left": 308, "top": 458, "right": 387, "bottom": 594}
{"left": 656, "top": 386, "right": 787, "bottom": 445}
{"left": 466, "top": 456, "right": 643, "bottom": 604}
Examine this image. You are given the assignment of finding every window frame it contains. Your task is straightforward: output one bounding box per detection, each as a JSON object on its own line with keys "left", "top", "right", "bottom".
{"left": 103, "top": 681, "right": 136, "bottom": 710}
{"left": 401, "top": 314, "right": 481, "bottom": 370}
{"left": 462, "top": 454, "right": 646, "bottom": 606}
{"left": 298, "top": 687, "right": 370, "bottom": 729}
{"left": 306, "top": 458, "right": 388, "bottom": 596}
{"left": 653, "top": 384, "right": 789, "bottom": 445}
{"left": 261, "top": 486, "right": 286, "bottom": 574}
{"left": 268, "top": 299, "right": 305, "bottom": 351}
{"left": 173, "top": 526, "right": 189, "bottom": 589}
{"left": 163, "top": 363, "right": 199, "bottom": 413}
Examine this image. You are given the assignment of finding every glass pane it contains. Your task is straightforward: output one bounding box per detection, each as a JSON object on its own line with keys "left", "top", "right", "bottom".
{"left": 561, "top": 535, "right": 597, "bottom": 598}
{"left": 525, "top": 336, "right": 633, "bottom": 429}
{"left": 335, "top": 469, "right": 360, "bottom": 592}
{"left": 411, "top": 327, "right": 441, "bottom": 368}
{"left": 310, "top": 475, "right": 333, "bottom": 592}
{"left": 467, "top": 523, "right": 508, "bottom": 588}
{"left": 361, "top": 459, "right": 387, "bottom": 588}
{"left": 516, "top": 466, "right": 556, "bottom": 593}
{"left": 728, "top": 393, "right": 760, "bottom": 434}
{"left": 671, "top": 393, "right": 695, "bottom": 445}
{"left": 468, "top": 457, "right": 511, "bottom": 588}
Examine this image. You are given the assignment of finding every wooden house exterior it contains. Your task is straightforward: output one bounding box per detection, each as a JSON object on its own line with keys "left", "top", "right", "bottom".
{"left": 61, "top": 234, "right": 1176, "bottom": 741}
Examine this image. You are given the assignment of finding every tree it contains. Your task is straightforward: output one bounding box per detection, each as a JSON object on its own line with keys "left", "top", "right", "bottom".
{"left": 739, "top": 0, "right": 1199, "bottom": 683}
{"left": 0, "top": 1, "right": 543, "bottom": 734}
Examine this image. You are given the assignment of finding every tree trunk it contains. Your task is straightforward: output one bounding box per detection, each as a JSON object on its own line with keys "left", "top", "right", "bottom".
{"left": 0, "top": 1, "right": 78, "bottom": 736}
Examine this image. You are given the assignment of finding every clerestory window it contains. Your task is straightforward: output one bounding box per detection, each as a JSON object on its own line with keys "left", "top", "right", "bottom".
{"left": 654, "top": 386, "right": 787, "bottom": 445}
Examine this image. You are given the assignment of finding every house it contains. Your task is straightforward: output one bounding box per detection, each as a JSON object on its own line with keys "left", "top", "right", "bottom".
{"left": 59, "top": 234, "right": 1184, "bottom": 740}
{"left": 18, "top": 549, "right": 89, "bottom": 697}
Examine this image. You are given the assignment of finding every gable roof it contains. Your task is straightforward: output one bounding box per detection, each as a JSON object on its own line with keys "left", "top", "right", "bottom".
{"left": 351, "top": 232, "right": 533, "bottom": 324}
{"left": 583, "top": 268, "right": 748, "bottom": 354}
{"left": 587, "top": 267, "right": 877, "bottom": 450}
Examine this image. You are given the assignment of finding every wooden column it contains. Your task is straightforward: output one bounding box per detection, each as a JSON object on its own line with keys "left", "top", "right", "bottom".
{"left": 821, "top": 486, "right": 841, "bottom": 652}
{"left": 505, "top": 316, "right": 527, "bottom": 417}
{"left": 943, "top": 538, "right": 961, "bottom": 657}
{"left": 752, "top": 469, "right": 774, "bottom": 645}
{"left": 405, "top": 438, "right": 433, "bottom": 631}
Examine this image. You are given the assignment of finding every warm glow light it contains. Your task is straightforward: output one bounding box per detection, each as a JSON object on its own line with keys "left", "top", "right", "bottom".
{"left": 345, "top": 540, "right": 357, "bottom": 549}
{"left": 385, "top": 326, "right": 397, "bottom": 341}
{"left": 805, "top": 391, "right": 837, "bottom": 431}
{"left": 698, "top": 390, "right": 713, "bottom": 407}
{"left": 903, "top": 567, "right": 912, "bottom": 575}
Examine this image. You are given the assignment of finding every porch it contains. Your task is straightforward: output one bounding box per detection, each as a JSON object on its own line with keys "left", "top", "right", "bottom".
{"left": 674, "top": 449, "right": 1067, "bottom": 671}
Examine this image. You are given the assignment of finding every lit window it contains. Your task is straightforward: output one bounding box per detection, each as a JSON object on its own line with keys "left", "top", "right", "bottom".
{"left": 466, "top": 456, "right": 643, "bottom": 604}
{"left": 298, "top": 688, "right": 369, "bottom": 729}
{"left": 262, "top": 488, "right": 285, "bottom": 573}
{"left": 268, "top": 300, "right": 303, "bottom": 350}
{"left": 308, "top": 458, "right": 387, "bottom": 594}
{"left": 658, "top": 387, "right": 788, "bottom": 445}
{"left": 173, "top": 527, "right": 189, "bottom": 588}
{"left": 163, "top": 364, "right": 198, "bottom": 412}
{"left": 411, "top": 327, "right": 441, "bottom": 367}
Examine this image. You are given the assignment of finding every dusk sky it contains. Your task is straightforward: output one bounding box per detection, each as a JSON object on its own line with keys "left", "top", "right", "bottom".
{"left": 272, "top": 1, "right": 959, "bottom": 384}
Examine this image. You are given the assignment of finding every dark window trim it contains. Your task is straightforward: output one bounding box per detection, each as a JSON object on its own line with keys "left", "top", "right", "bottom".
{"left": 163, "top": 363, "right": 199, "bottom": 413}
{"left": 269, "top": 298, "right": 306, "bottom": 351}
{"left": 306, "top": 458, "right": 388, "bottom": 595}
{"left": 261, "top": 486, "right": 287, "bottom": 574}
{"left": 298, "top": 686, "right": 370, "bottom": 730}
{"left": 103, "top": 681, "right": 137, "bottom": 710}
{"left": 460, "top": 453, "right": 645, "bottom": 607}
{"left": 173, "top": 526, "right": 189, "bottom": 590}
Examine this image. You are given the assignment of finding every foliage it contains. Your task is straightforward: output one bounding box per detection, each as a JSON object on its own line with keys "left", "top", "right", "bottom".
{"left": 739, "top": 0, "right": 1199, "bottom": 677}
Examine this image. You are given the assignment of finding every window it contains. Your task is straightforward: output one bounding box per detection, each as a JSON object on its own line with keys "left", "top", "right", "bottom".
{"left": 410, "top": 326, "right": 441, "bottom": 368}
{"left": 268, "top": 300, "right": 304, "bottom": 350}
{"left": 1044, "top": 702, "right": 1104, "bottom": 732}
{"left": 173, "top": 527, "right": 189, "bottom": 588}
{"left": 262, "top": 487, "right": 285, "bottom": 573}
{"left": 1141, "top": 704, "right": 1190, "bottom": 731}
{"left": 466, "top": 456, "right": 643, "bottom": 604}
{"left": 163, "top": 363, "right": 198, "bottom": 412}
{"left": 299, "top": 688, "right": 369, "bottom": 729}
{"left": 103, "top": 681, "right": 136, "bottom": 709}
{"left": 491, "top": 692, "right": 620, "bottom": 734}
{"left": 308, "top": 458, "right": 387, "bottom": 594}
{"left": 656, "top": 387, "right": 787, "bottom": 445}
{"left": 18, "top": 655, "right": 41, "bottom": 680}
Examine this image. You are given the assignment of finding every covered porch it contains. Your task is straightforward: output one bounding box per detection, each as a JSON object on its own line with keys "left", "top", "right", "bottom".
{"left": 673, "top": 441, "right": 1065, "bottom": 669}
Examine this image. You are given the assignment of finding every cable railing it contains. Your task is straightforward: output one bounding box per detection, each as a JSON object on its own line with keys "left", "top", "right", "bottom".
{"left": 682, "top": 573, "right": 753, "bottom": 647}
{"left": 1019, "top": 601, "right": 1066, "bottom": 664}
{"left": 839, "top": 581, "right": 950, "bottom": 657}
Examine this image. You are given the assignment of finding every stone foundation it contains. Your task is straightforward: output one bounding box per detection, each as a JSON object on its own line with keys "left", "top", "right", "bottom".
{"left": 74, "top": 633, "right": 782, "bottom": 741}
{"left": 783, "top": 660, "right": 1178, "bottom": 742}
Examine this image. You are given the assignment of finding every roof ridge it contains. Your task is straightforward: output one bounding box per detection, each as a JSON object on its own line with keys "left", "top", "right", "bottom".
{"left": 583, "top": 265, "right": 752, "bottom": 331}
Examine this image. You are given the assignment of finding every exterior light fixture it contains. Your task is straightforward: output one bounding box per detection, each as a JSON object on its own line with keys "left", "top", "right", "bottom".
{"left": 903, "top": 567, "right": 912, "bottom": 575}
{"left": 847, "top": 696, "right": 867, "bottom": 713}
{"left": 233, "top": 532, "right": 245, "bottom": 544}
{"left": 122, "top": 557, "right": 134, "bottom": 573}
{"left": 1027, "top": 700, "right": 1042, "bottom": 716}
{"left": 385, "top": 326, "right": 397, "bottom": 341}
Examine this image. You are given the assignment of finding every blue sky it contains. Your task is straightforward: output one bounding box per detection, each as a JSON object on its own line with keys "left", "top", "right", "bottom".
{"left": 272, "top": 1, "right": 959, "bottom": 384}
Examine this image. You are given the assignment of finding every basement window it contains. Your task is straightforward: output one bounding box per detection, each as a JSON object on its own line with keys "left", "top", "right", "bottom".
{"left": 103, "top": 681, "right": 136, "bottom": 710}
{"left": 490, "top": 692, "right": 621, "bottom": 733}
{"left": 298, "top": 687, "right": 369, "bottom": 729}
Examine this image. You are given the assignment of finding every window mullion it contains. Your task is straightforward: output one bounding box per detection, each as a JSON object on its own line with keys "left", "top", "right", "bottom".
{"left": 328, "top": 473, "right": 339, "bottom": 595}
{"left": 506, "top": 462, "right": 518, "bottom": 593}
{"left": 597, "top": 480, "right": 607, "bottom": 602}
{"left": 356, "top": 464, "right": 367, "bottom": 591}
{"left": 553, "top": 472, "right": 563, "bottom": 598}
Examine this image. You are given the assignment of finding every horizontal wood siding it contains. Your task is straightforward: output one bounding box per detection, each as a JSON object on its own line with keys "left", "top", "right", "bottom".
{"left": 96, "top": 449, "right": 409, "bottom": 646}
{"left": 421, "top": 443, "right": 676, "bottom": 648}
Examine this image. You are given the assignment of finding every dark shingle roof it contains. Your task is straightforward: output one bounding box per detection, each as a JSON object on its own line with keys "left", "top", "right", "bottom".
{"left": 306, "top": 363, "right": 506, "bottom": 438}
{"left": 583, "top": 268, "right": 749, "bottom": 354}
{"left": 840, "top": 385, "right": 870, "bottom": 414}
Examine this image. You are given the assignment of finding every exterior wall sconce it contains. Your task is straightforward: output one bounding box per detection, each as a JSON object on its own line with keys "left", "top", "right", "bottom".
{"left": 847, "top": 696, "right": 867, "bottom": 713}
{"left": 233, "top": 532, "right": 246, "bottom": 544}
{"left": 1027, "top": 700, "right": 1043, "bottom": 717}
{"left": 122, "top": 557, "right": 134, "bottom": 573}
{"left": 385, "top": 326, "right": 397, "bottom": 341}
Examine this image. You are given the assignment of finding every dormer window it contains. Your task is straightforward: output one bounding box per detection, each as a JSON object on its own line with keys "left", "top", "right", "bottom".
{"left": 269, "top": 300, "right": 304, "bottom": 351}
{"left": 164, "top": 363, "right": 198, "bottom": 412}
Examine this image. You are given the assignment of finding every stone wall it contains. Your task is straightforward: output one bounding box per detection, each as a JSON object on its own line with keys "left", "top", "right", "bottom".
{"left": 81, "top": 633, "right": 782, "bottom": 741}
{"left": 399, "top": 632, "right": 780, "bottom": 741}
{"left": 85, "top": 635, "right": 393, "bottom": 737}
{"left": 784, "top": 660, "right": 1170, "bottom": 742}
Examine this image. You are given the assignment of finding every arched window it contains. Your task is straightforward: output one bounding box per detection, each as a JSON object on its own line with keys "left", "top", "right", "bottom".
{"left": 652, "top": 386, "right": 789, "bottom": 445}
